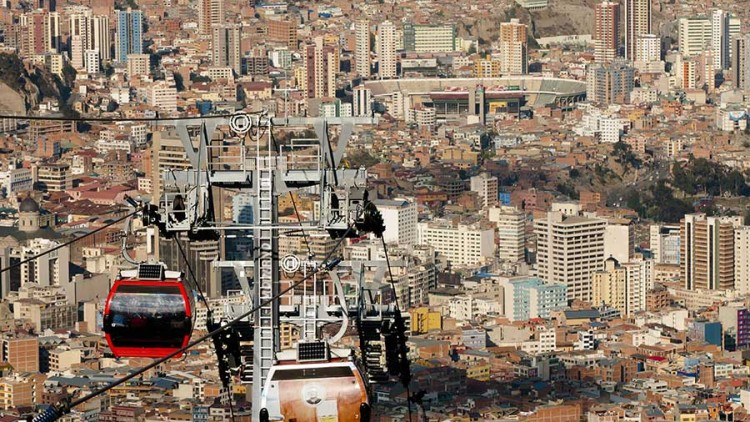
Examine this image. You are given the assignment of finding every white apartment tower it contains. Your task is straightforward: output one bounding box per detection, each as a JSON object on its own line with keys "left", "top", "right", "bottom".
{"left": 355, "top": 20, "right": 370, "bottom": 78}
{"left": 377, "top": 20, "right": 397, "bottom": 79}
{"left": 353, "top": 85, "right": 372, "bottom": 117}
{"left": 488, "top": 206, "right": 526, "bottom": 263}
{"left": 418, "top": 220, "right": 495, "bottom": 266}
{"left": 635, "top": 34, "right": 660, "bottom": 62}
{"left": 535, "top": 211, "right": 607, "bottom": 302}
{"left": 373, "top": 198, "right": 418, "bottom": 247}
{"left": 650, "top": 224, "right": 681, "bottom": 265}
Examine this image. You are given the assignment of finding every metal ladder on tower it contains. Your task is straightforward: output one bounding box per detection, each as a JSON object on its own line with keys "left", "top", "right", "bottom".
{"left": 255, "top": 157, "right": 276, "bottom": 391}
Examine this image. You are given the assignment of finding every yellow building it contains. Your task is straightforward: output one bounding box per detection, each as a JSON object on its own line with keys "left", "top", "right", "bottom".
{"left": 592, "top": 257, "right": 627, "bottom": 313}
{"left": 465, "top": 363, "right": 491, "bottom": 381}
{"left": 0, "top": 374, "right": 44, "bottom": 410}
{"left": 473, "top": 56, "right": 501, "bottom": 78}
{"left": 410, "top": 307, "right": 442, "bottom": 334}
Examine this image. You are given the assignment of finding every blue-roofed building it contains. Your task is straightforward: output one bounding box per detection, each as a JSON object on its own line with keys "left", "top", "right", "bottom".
{"left": 501, "top": 277, "right": 568, "bottom": 321}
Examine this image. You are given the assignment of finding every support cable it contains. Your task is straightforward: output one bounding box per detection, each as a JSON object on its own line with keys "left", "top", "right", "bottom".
{"left": 33, "top": 227, "right": 352, "bottom": 422}
{"left": 0, "top": 210, "right": 139, "bottom": 276}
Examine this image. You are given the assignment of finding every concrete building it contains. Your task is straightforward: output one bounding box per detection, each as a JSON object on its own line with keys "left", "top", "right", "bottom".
{"left": 650, "top": 224, "right": 681, "bottom": 265}
{"left": 535, "top": 211, "right": 607, "bottom": 302}
{"left": 586, "top": 60, "right": 635, "bottom": 105}
{"left": 372, "top": 198, "right": 418, "bottom": 246}
{"left": 604, "top": 222, "right": 634, "bottom": 264}
{"left": 635, "top": 33, "right": 661, "bottom": 63}
{"left": 352, "top": 85, "right": 372, "bottom": 117}
{"left": 0, "top": 374, "right": 43, "bottom": 410}
{"left": 115, "top": 8, "right": 142, "bottom": 63}
{"left": 735, "top": 226, "right": 750, "bottom": 295}
{"left": 1, "top": 336, "right": 39, "bottom": 372}
{"left": 377, "top": 20, "right": 397, "bottom": 79}
{"left": 266, "top": 19, "right": 297, "bottom": 50}
{"left": 499, "top": 19, "right": 528, "bottom": 74}
{"left": 732, "top": 34, "right": 750, "bottom": 90}
{"left": 354, "top": 20, "right": 370, "bottom": 78}
{"left": 470, "top": 172, "right": 499, "bottom": 208}
{"left": 488, "top": 206, "right": 526, "bottom": 263}
{"left": 594, "top": 1, "right": 620, "bottom": 63}
{"left": 403, "top": 23, "right": 456, "bottom": 53}
{"left": 592, "top": 257, "right": 652, "bottom": 317}
{"left": 84, "top": 49, "right": 99, "bottom": 73}
{"left": 35, "top": 163, "right": 71, "bottom": 192}
{"left": 212, "top": 25, "right": 241, "bottom": 75}
{"left": 677, "top": 16, "right": 735, "bottom": 59}
{"left": 198, "top": 0, "right": 223, "bottom": 36}
{"left": 148, "top": 82, "right": 178, "bottom": 111}
{"left": 48, "top": 348, "right": 82, "bottom": 371}
{"left": 681, "top": 214, "right": 741, "bottom": 291}
{"left": 418, "top": 220, "right": 494, "bottom": 266}
{"left": 625, "top": 0, "right": 652, "bottom": 61}
{"left": 501, "top": 277, "right": 567, "bottom": 321}
{"left": 126, "top": 53, "right": 149, "bottom": 78}
{"left": 304, "top": 43, "right": 338, "bottom": 99}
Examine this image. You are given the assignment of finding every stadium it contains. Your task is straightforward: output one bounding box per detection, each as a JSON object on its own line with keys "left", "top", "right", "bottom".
{"left": 364, "top": 77, "right": 587, "bottom": 122}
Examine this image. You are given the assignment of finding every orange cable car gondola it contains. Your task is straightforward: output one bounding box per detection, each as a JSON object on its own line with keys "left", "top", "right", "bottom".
{"left": 260, "top": 342, "right": 371, "bottom": 422}
{"left": 103, "top": 263, "right": 194, "bottom": 358}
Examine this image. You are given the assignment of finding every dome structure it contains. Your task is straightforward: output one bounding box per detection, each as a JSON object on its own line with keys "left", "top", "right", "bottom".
{"left": 19, "top": 196, "right": 40, "bottom": 213}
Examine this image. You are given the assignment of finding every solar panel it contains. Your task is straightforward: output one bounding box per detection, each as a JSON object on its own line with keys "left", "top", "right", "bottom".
{"left": 297, "top": 341, "right": 328, "bottom": 362}
{"left": 137, "top": 264, "right": 165, "bottom": 280}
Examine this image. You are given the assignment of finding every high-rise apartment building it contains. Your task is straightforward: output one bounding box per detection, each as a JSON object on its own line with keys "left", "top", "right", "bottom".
{"left": 488, "top": 206, "right": 526, "bottom": 263}
{"left": 678, "top": 13, "right": 738, "bottom": 61}
{"left": 594, "top": 1, "right": 620, "bottom": 63}
{"left": 586, "top": 60, "right": 635, "bottom": 105}
{"left": 403, "top": 23, "right": 457, "bottom": 53}
{"left": 625, "top": 0, "right": 651, "bottom": 61}
{"left": 732, "top": 34, "right": 750, "bottom": 90}
{"left": 115, "top": 8, "right": 142, "bottom": 63}
{"left": 650, "top": 224, "right": 681, "bottom": 265}
{"left": 352, "top": 85, "right": 372, "bottom": 117}
{"left": 304, "top": 43, "right": 338, "bottom": 98}
{"left": 212, "top": 24, "right": 241, "bottom": 75}
{"left": 355, "top": 20, "right": 370, "bottom": 78}
{"left": 372, "top": 198, "right": 418, "bottom": 246}
{"left": 499, "top": 19, "right": 528, "bottom": 74}
{"left": 592, "top": 257, "right": 652, "bottom": 317}
{"left": 198, "top": 0, "right": 223, "bottom": 35}
{"left": 680, "top": 213, "right": 740, "bottom": 291}
{"left": 69, "top": 9, "right": 91, "bottom": 68}
{"left": 45, "top": 11, "right": 60, "bottom": 52}
{"left": 735, "top": 226, "right": 750, "bottom": 295}
{"left": 377, "top": 20, "right": 397, "bottom": 79}
{"left": 91, "top": 15, "right": 110, "bottom": 61}
{"left": 535, "top": 211, "right": 607, "bottom": 302}
{"left": 678, "top": 17, "right": 712, "bottom": 58}
{"left": 635, "top": 33, "right": 660, "bottom": 62}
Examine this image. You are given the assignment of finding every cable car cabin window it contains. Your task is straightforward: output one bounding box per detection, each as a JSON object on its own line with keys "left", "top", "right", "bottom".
{"left": 271, "top": 366, "right": 354, "bottom": 381}
{"left": 107, "top": 284, "right": 191, "bottom": 349}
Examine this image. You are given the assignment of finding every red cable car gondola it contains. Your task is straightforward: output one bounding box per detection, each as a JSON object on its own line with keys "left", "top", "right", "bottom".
{"left": 103, "top": 263, "right": 194, "bottom": 358}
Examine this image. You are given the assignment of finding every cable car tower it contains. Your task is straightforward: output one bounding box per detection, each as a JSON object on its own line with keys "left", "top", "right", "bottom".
{"left": 150, "top": 112, "right": 381, "bottom": 420}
